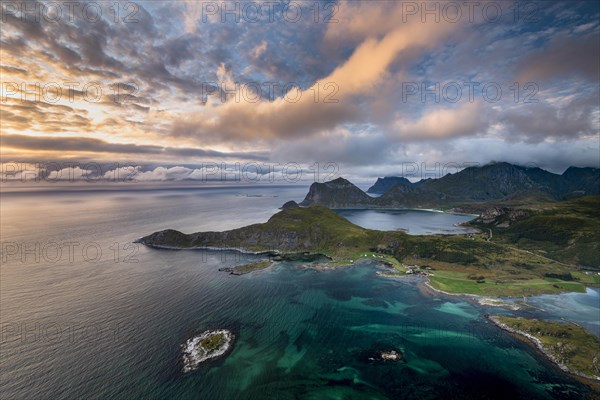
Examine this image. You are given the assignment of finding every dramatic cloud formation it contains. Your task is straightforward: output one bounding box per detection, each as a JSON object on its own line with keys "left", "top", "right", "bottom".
{"left": 1, "top": 0, "right": 598, "bottom": 180}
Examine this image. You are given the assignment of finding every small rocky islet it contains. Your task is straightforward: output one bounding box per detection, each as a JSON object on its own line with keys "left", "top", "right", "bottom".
{"left": 181, "top": 330, "right": 234, "bottom": 373}
{"left": 359, "top": 347, "right": 405, "bottom": 364}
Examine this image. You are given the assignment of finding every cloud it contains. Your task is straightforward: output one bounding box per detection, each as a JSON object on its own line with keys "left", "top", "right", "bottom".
{"left": 270, "top": 128, "right": 394, "bottom": 167}
{"left": 126, "top": 166, "right": 198, "bottom": 181}
{"left": 500, "top": 94, "right": 598, "bottom": 142}
{"left": 251, "top": 41, "right": 268, "bottom": 59}
{"left": 46, "top": 166, "right": 92, "bottom": 180}
{"left": 517, "top": 33, "right": 600, "bottom": 83}
{"left": 392, "top": 102, "right": 489, "bottom": 140}
{"left": 1, "top": 134, "right": 268, "bottom": 160}
{"left": 0, "top": 162, "right": 40, "bottom": 181}
{"left": 168, "top": 4, "right": 460, "bottom": 143}
{"left": 1, "top": 0, "right": 599, "bottom": 177}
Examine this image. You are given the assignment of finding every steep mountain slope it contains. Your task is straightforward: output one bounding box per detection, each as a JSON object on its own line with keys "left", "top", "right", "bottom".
{"left": 367, "top": 177, "right": 413, "bottom": 194}
{"left": 300, "top": 163, "right": 599, "bottom": 209}
{"left": 299, "top": 177, "right": 373, "bottom": 208}
{"left": 375, "top": 182, "right": 448, "bottom": 208}
{"left": 562, "top": 167, "right": 600, "bottom": 196}
{"left": 424, "top": 162, "right": 538, "bottom": 201}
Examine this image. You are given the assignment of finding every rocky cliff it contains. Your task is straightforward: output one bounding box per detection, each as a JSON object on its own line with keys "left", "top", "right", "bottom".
{"left": 300, "top": 177, "right": 374, "bottom": 208}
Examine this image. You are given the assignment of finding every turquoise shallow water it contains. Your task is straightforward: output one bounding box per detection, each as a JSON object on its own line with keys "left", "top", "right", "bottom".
{"left": 0, "top": 184, "right": 597, "bottom": 399}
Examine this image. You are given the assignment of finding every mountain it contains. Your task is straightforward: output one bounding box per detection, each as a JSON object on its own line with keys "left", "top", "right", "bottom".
{"left": 375, "top": 183, "right": 448, "bottom": 208}
{"left": 299, "top": 177, "right": 373, "bottom": 208}
{"left": 138, "top": 205, "right": 385, "bottom": 253}
{"left": 367, "top": 177, "right": 412, "bottom": 194}
{"left": 299, "top": 163, "right": 599, "bottom": 209}
{"left": 424, "top": 162, "right": 539, "bottom": 202}
{"left": 517, "top": 166, "right": 570, "bottom": 198}
{"left": 279, "top": 200, "right": 300, "bottom": 210}
{"left": 561, "top": 167, "right": 600, "bottom": 196}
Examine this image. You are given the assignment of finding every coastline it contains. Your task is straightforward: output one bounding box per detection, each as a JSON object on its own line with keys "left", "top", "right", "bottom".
{"left": 134, "top": 241, "right": 282, "bottom": 255}
{"left": 424, "top": 275, "right": 600, "bottom": 390}
{"left": 420, "top": 279, "right": 522, "bottom": 310}
{"left": 140, "top": 237, "right": 600, "bottom": 392}
{"left": 136, "top": 241, "right": 334, "bottom": 261}
{"left": 486, "top": 316, "right": 600, "bottom": 388}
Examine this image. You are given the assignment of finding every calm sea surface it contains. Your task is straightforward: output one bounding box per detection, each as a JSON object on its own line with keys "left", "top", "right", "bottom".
{"left": 1, "top": 184, "right": 597, "bottom": 399}
{"left": 335, "top": 209, "right": 478, "bottom": 235}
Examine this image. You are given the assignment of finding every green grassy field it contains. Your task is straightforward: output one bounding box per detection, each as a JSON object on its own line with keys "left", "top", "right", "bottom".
{"left": 429, "top": 270, "right": 586, "bottom": 296}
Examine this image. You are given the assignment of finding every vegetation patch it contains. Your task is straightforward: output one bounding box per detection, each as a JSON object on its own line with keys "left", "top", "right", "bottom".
{"left": 491, "top": 316, "right": 600, "bottom": 382}
{"left": 220, "top": 260, "right": 274, "bottom": 275}
{"left": 140, "top": 198, "right": 600, "bottom": 298}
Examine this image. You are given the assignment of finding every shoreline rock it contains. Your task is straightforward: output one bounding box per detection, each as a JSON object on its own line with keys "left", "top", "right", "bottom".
{"left": 380, "top": 350, "right": 402, "bottom": 361}
{"left": 182, "top": 329, "right": 234, "bottom": 373}
{"left": 219, "top": 260, "right": 274, "bottom": 275}
{"left": 486, "top": 316, "right": 600, "bottom": 383}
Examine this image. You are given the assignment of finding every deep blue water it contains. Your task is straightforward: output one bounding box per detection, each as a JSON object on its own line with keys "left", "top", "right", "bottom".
{"left": 0, "top": 184, "right": 597, "bottom": 399}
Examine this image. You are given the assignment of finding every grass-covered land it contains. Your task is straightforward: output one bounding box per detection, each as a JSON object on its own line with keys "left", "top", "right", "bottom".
{"left": 140, "top": 197, "right": 600, "bottom": 298}
{"left": 491, "top": 316, "right": 600, "bottom": 382}
{"left": 469, "top": 196, "right": 600, "bottom": 268}
{"left": 428, "top": 270, "right": 586, "bottom": 297}
{"left": 199, "top": 332, "right": 227, "bottom": 352}
{"left": 231, "top": 260, "right": 273, "bottom": 275}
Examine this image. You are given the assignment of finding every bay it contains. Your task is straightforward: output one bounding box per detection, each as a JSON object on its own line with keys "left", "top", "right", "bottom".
{"left": 0, "top": 184, "right": 595, "bottom": 399}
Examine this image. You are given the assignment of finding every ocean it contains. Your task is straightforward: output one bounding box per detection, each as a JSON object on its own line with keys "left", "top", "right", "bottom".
{"left": 0, "top": 184, "right": 597, "bottom": 399}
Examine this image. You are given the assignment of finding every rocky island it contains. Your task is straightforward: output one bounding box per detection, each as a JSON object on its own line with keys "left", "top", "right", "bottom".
{"left": 380, "top": 350, "right": 402, "bottom": 361}
{"left": 182, "top": 329, "right": 234, "bottom": 373}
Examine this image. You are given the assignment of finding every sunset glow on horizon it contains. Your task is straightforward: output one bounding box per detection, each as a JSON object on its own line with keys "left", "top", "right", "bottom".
{"left": 1, "top": 1, "right": 599, "bottom": 179}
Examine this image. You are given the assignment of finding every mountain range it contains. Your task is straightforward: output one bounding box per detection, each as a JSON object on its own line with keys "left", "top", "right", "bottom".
{"left": 301, "top": 162, "right": 599, "bottom": 209}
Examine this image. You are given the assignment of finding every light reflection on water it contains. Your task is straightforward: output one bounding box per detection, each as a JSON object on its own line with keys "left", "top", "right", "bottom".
{"left": 0, "top": 184, "right": 597, "bottom": 399}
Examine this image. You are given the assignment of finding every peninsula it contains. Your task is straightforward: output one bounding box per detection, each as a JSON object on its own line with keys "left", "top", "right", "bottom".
{"left": 489, "top": 316, "right": 600, "bottom": 384}
{"left": 138, "top": 197, "right": 600, "bottom": 298}
{"left": 138, "top": 164, "right": 600, "bottom": 392}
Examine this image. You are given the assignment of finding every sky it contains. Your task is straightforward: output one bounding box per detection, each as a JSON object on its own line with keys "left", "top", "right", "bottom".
{"left": 1, "top": 0, "right": 599, "bottom": 182}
